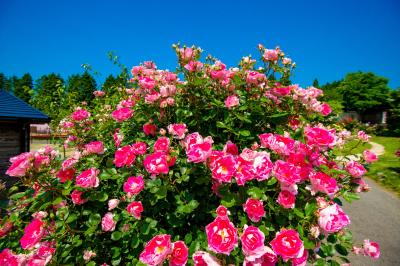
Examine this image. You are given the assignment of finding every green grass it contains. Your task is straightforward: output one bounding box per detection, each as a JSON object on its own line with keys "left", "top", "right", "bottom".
{"left": 333, "top": 139, "right": 372, "bottom": 156}
{"left": 367, "top": 136, "right": 400, "bottom": 196}
{"left": 30, "top": 139, "right": 74, "bottom": 158}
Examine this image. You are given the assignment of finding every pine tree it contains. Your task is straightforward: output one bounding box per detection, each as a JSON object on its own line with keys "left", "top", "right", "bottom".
{"left": 14, "top": 73, "right": 33, "bottom": 103}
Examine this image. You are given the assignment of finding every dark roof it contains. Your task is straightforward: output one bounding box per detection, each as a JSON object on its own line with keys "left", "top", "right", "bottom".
{"left": 0, "top": 91, "right": 50, "bottom": 122}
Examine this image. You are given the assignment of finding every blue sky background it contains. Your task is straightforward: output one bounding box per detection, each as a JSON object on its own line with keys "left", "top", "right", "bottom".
{"left": 0, "top": 0, "right": 399, "bottom": 88}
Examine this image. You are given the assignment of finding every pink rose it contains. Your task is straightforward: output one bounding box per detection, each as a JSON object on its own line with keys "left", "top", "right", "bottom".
{"left": 62, "top": 156, "right": 79, "bottom": 171}
{"left": 153, "top": 137, "right": 170, "bottom": 152}
{"left": 114, "top": 145, "right": 136, "bottom": 168}
{"left": 132, "top": 142, "right": 147, "bottom": 155}
{"left": 138, "top": 76, "right": 156, "bottom": 90}
{"left": 84, "top": 141, "right": 104, "bottom": 155}
{"left": 259, "top": 133, "right": 296, "bottom": 155}
{"left": 184, "top": 61, "right": 203, "bottom": 72}
{"left": 318, "top": 204, "right": 350, "bottom": 234}
{"left": 346, "top": 161, "right": 367, "bottom": 178}
{"left": 270, "top": 229, "right": 304, "bottom": 262}
{"left": 145, "top": 91, "right": 161, "bottom": 104}
{"left": 143, "top": 123, "right": 157, "bottom": 136}
{"left": 0, "top": 249, "right": 21, "bottom": 266}
{"left": 292, "top": 249, "right": 308, "bottom": 266}
{"left": 211, "top": 154, "right": 236, "bottom": 183}
{"left": 83, "top": 250, "right": 97, "bottom": 262}
{"left": 126, "top": 201, "right": 143, "bottom": 219}
{"left": 357, "top": 131, "right": 370, "bottom": 142}
{"left": 75, "top": 168, "right": 100, "bottom": 188}
{"left": 93, "top": 90, "right": 105, "bottom": 97}
{"left": 243, "top": 246, "right": 277, "bottom": 266}
{"left": 320, "top": 103, "right": 332, "bottom": 116}
{"left": 112, "top": 107, "right": 133, "bottom": 122}
{"left": 274, "top": 160, "right": 302, "bottom": 185}
{"left": 101, "top": 212, "right": 116, "bottom": 232}
{"left": 223, "top": 141, "right": 239, "bottom": 156}
{"left": 168, "top": 123, "right": 188, "bottom": 140}
{"left": 170, "top": 241, "right": 189, "bottom": 266}
{"left": 263, "top": 49, "right": 278, "bottom": 61}
{"left": 139, "top": 234, "right": 172, "bottom": 266}
{"left": 193, "top": 251, "right": 221, "bottom": 266}
{"left": 179, "top": 47, "right": 194, "bottom": 62}
{"left": 363, "top": 150, "right": 378, "bottom": 163}
{"left": 71, "top": 190, "right": 87, "bottom": 205}
{"left": 113, "top": 128, "right": 124, "bottom": 147}
{"left": 304, "top": 126, "right": 336, "bottom": 148}
{"left": 71, "top": 109, "right": 90, "bottom": 121}
{"left": 363, "top": 239, "right": 380, "bottom": 259}
{"left": 241, "top": 225, "right": 265, "bottom": 257}
{"left": 123, "top": 176, "right": 145, "bottom": 196}
{"left": 144, "top": 152, "right": 169, "bottom": 176}
{"left": 56, "top": 168, "right": 75, "bottom": 183}
{"left": 252, "top": 151, "right": 273, "bottom": 181}
{"left": 243, "top": 198, "right": 265, "bottom": 223}
{"left": 246, "top": 71, "right": 266, "bottom": 85}
{"left": 224, "top": 95, "right": 240, "bottom": 109}
{"left": 20, "top": 219, "right": 45, "bottom": 249}
{"left": 234, "top": 156, "right": 255, "bottom": 186}
{"left": 309, "top": 172, "right": 338, "bottom": 198}
{"left": 33, "top": 154, "right": 50, "bottom": 170}
{"left": 6, "top": 152, "right": 33, "bottom": 177}
{"left": 277, "top": 190, "right": 296, "bottom": 209}
{"left": 206, "top": 215, "right": 238, "bottom": 255}
{"left": 108, "top": 199, "right": 120, "bottom": 210}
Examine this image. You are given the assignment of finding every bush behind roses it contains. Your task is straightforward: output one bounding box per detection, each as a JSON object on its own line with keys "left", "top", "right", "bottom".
{"left": 0, "top": 44, "right": 380, "bottom": 265}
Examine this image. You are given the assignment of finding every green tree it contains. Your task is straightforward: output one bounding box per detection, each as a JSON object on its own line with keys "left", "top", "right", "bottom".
{"left": 321, "top": 80, "right": 344, "bottom": 113}
{"left": 337, "top": 72, "right": 390, "bottom": 114}
{"left": 31, "top": 73, "right": 66, "bottom": 128}
{"left": 13, "top": 73, "right": 33, "bottom": 103}
{"left": 66, "top": 72, "right": 97, "bottom": 105}
{"left": 312, "top": 78, "right": 320, "bottom": 88}
{"left": 102, "top": 74, "right": 126, "bottom": 94}
{"left": 0, "top": 73, "right": 6, "bottom": 91}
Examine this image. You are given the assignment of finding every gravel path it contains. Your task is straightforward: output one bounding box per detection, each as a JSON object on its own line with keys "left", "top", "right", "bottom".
{"left": 342, "top": 177, "right": 400, "bottom": 266}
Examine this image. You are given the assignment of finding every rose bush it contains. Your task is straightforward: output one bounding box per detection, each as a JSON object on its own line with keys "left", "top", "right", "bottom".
{"left": 0, "top": 44, "right": 380, "bottom": 265}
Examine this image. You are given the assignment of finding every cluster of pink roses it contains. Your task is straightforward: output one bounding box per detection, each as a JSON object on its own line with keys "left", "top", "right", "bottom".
{"left": 130, "top": 60, "right": 179, "bottom": 109}
{"left": 139, "top": 234, "right": 188, "bottom": 266}
{"left": 6, "top": 146, "right": 57, "bottom": 178}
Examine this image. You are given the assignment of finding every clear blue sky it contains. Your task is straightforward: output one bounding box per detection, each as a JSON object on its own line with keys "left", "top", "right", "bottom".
{"left": 0, "top": 0, "right": 399, "bottom": 88}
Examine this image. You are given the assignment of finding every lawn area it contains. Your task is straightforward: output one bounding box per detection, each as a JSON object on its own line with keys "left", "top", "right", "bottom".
{"left": 333, "top": 139, "right": 372, "bottom": 156}
{"left": 30, "top": 138, "right": 74, "bottom": 158}
{"left": 367, "top": 136, "right": 400, "bottom": 196}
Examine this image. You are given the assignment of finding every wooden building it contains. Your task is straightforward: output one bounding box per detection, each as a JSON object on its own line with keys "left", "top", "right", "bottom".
{"left": 0, "top": 91, "right": 50, "bottom": 184}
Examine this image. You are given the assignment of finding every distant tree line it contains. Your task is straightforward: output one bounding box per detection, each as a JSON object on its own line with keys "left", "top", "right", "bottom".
{"left": 314, "top": 71, "right": 400, "bottom": 135}
{"left": 0, "top": 71, "right": 126, "bottom": 129}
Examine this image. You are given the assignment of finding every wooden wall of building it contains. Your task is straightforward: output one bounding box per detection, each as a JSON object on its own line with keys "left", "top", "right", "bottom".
{"left": 0, "top": 121, "right": 23, "bottom": 187}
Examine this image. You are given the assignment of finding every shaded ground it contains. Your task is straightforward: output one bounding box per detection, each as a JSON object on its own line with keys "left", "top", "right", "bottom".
{"left": 342, "top": 177, "right": 400, "bottom": 266}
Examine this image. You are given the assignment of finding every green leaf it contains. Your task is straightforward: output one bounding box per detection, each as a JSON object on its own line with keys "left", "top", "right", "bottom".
{"left": 305, "top": 202, "right": 317, "bottom": 217}
{"left": 221, "top": 193, "right": 236, "bottom": 208}
{"left": 293, "top": 208, "right": 304, "bottom": 218}
{"left": 247, "top": 187, "right": 264, "bottom": 199}
{"left": 111, "top": 231, "right": 122, "bottom": 241}
{"left": 342, "top": 192, "right": 360, "bottom": 203}
{"left": 10, "top": 192, "right": 26, "bottom": 200}
{"left": 88, "top": 213, "right": 101, "bottom": 226}
{"left": 66, "top": 213, "right": 78, "bottom": 223}
{"left": 53, "top": 197, "right": 63, "bottom": 205}
{"left": 327, "top": 234, "right": 337, "bottom": 244}
{"left": 216, "top": 121, "right": 226, "bottom": 128}
{"left": 267, "top": 177, "right": 277, "bottom": 186}
{"left": 334, "top": 244, "right": 349, "bottom": 256}
{"left": 240, "top": 130, "right": 251, "bottom": 137}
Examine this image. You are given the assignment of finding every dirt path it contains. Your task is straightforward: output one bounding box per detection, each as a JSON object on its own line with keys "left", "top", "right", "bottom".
{"left": 342, "top": 177, "right": 400, "bottom": 265}
{"left": 369, "top": 141, "right": 385, "bottom": 156}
